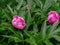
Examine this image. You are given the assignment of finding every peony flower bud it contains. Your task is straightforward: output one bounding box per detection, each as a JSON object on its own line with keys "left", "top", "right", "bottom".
{"left": 12, "top": 15, "right": 26, "bottom": 29}
{"left": 48, "top": 11, "right": 59, "bottom": 24}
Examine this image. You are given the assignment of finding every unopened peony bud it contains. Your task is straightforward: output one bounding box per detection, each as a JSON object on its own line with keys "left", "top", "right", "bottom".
{"left": 12, "top": 15, "right": 26, "bottom": 29}
{"left": 48, "top": 11, "right": 59, "bottom": 24}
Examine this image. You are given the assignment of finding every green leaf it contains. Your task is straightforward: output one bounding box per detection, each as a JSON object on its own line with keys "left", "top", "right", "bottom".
{"left": 41, "top": 21, "right": 47, "bottom": 39}
{"left": 43, "top": 0, "right": 53, "bottom": 10}
{"left": 34, "top": 0, "right": 43, "bottom": 8}
{"left": 23, "top": 30, "right": 32, "bottom": 37}
{"left": 53, "top": 35, "right": 60, "bottom": 42}
{"left": 51, "top": 28, "right": 60, "bottom": 35}
{"left": 49, "top": 20, "right": 59, "bottom": 36}
{"left": 25, "top": 37, "right": 37, "bottom": 45}
{"left": 16, "top": 0, "right": 23, "bottom": 10}
{"left": 7, "top": 5, "right": 14, "bottom": 14}
{"left": 27, "top": 0, "right": 33, "bottom": 7}
{"left": 33, "top": 22, "right": 38, "bottom": 35}
{"left": 8, "top": 25, "right": 21, "bottom": 38}
{"left": 26, "top": 5, "right": 32, "bottom": 26}
{"left": 2, "top": 9, "right": 12, "bottom": 21}
{"left": 19, "top": 11, "right": 25, "bottom": 19}
{"left": 0, "top": 23, "right": 9, "bottom": 31}
{"left": 44, "top": 40, "right": 53, "bottom": 45}
{"left": 2, "top": 35, "right": 22, "bottom": 42}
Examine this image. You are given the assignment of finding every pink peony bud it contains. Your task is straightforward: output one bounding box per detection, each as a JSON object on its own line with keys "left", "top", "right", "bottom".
{"left": 12, "top": 15, "right": 26, "bottom": 30}
{"left": 47, "top": 11, "right": 59, "bottom": 24}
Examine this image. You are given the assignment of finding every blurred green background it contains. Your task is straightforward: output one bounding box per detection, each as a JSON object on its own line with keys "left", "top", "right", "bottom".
{"left": 0, "top": 0, "right": 60, "bottom": 45}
